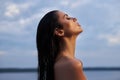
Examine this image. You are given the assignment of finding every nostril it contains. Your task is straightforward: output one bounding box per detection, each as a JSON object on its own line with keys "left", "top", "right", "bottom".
{"left": 73, "top": 18, "right": 77, "bottom": 22}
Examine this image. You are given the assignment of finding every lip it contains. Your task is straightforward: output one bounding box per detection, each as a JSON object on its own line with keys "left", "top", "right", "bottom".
{"left": 77, "top": 23, "right": 81, "bottom": 27}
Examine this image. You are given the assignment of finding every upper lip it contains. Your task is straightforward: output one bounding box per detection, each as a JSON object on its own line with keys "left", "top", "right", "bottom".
{"left": 77, "top": 22, "right": 80, "bottom": 26}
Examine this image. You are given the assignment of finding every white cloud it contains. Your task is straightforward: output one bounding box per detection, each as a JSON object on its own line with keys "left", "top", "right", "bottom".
{"left": 71, "top": 0, "right": 81, "bottom": 8}
{"left": 0, "top": 51, "right": 6, "bottom": 56}
{"left": 71, "top": 0, "right": 92, "bottom": 8}
{"left": 5, "top": 3, "right": 20, "bottom": 17}
{"left": 4, "top": 2, "right": 34, "bottom": 17}
{"left": 0, "top": 20, "right": 28, "bottom": 35}
{"left": 40, "top": 7, "right": 59, "bottom": 15}
{"left": 60, "top": 0, "right": 69, "bottom": 6}
{"left": 19, "top": 2, "right": 34, "bottom": 10}
{"left": 0, "top": 11, "right": 43, "bottom": 35}
{"left": 95, "top": 1, "right": 120, "bottom": 46}
{"left": 95, "top": 2, "right": 120, "bottom": 25}
{"left": 99, "top": 33, "right": 120, "bottom": 46}
{"left": 1, "top": 7, "right": 59, "bottom": 35}
{"left": 31, "top": 50, "right": 37, "bottom": 56}
{"left": 60, "top": 0, "right": 92, "bottom": 8}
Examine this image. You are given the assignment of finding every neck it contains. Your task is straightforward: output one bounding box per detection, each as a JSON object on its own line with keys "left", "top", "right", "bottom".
{"left": 58, "top": 36, "right": 77, "bottom": 59}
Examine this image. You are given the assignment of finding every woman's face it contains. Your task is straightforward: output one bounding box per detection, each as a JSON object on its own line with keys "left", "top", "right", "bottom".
{"left": 56, "top": 11, "right": 83, "bottom": 37}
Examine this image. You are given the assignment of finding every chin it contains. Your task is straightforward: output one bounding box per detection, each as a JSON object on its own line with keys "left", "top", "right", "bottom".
{"left": 80, "top": 29, "right": 83, "bottom": 33}
{"left": 78, "top": 28, "right": 83, "bottom": 34}
{"left": 75, "top": 30, "right": 83, "bottom": 36}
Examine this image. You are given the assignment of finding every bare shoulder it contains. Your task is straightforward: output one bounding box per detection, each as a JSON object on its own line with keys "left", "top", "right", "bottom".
{"left": 54, "top": 58, "right": 82, "bottom": 70}
{"left": 68, "top": 58, "right": 83, "bottom": 68}
{"left": 54, "top": 58, "right": 86, "bottom": 80}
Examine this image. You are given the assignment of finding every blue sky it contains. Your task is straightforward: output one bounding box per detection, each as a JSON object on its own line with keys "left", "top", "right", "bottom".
{"left": 0, "top": 0, "right": 120, "bottom": 68}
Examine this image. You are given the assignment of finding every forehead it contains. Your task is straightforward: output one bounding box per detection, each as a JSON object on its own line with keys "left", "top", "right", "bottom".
{"left": 56, "top": 11, "right": 66, "bottom": 18}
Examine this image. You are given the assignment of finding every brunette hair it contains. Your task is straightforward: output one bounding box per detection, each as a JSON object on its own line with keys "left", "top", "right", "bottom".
{"left": 36, "top": 10, "right": 62, "bottom": 80}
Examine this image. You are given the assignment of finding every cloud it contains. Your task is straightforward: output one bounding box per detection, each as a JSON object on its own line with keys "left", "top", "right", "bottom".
{"left": 1, "top": 0, "right": 120, "bottom": 68}
{"left": 0, "top": 11, "right": 42, "bottom": 35}
{"left": 96, "top": 1, "right": 120, "bottom": 46}
{"left": 30, "top": 50, "right": 37, "bottom": 56}
{"left": 60, "top": 0, "right": 92, "bottom": 8}
{"left": 0, "top": 51, "right": 6, "bottom": 56}
{"left": 95, "top": 2, "right": 120, "bottom": 24}
{"left": 5, "top": 3, "right": 20, "bottom": 17}
{"left": 1, "top": 6, "right": 60, "bottom": 35}
{"left": 4, "top": 2, "right": 34, "bottom": 17}
{"left": 40, "top": 7, "right": 59, "bottom": 14}
{"left": 0, "top": 20, "right": 28, "bottom": 35}
{"left": 71, "top": 0, "right": 81, "bottom": 8}
{"left": 71, "top": 0, "right": 92, "bottom": 8}
{"left": 60, "top": 0, "right": 69, "bottom": 6}
{"left": 99, "top": 33, "right": 120, "bottom": 46}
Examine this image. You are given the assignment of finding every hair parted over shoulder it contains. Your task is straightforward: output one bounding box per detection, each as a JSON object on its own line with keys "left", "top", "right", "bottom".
{"left": 36, "top": 10, "right": 63, "bottom": 80}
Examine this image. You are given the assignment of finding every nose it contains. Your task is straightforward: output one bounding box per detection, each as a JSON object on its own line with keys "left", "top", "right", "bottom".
{"left": 73, "top": 17, "right": 77, "bottom": 22}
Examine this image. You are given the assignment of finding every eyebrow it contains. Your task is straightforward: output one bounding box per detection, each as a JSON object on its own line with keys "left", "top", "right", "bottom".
{"left": 63, "top": 14, "right": 68, "bottom": 18}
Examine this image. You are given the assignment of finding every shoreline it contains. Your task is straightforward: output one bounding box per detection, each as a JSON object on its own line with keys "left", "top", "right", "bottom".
{"left": 0, "top": 67, "right": 120, "bottom": 72}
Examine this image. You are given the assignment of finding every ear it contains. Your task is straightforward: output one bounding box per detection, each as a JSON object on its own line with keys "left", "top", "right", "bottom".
{"left": 54, "top": 28, "right": 64, "bottom": 37}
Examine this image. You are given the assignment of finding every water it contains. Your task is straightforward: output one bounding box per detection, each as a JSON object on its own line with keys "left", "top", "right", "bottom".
{"left": 0, "top": 71, "right": 120, "bottom": 80}
{"left": 85, "top": 71, "right": 120, "bottom": 80}
{"left": 0, "top": 72, "right": 37, "bottom": 80}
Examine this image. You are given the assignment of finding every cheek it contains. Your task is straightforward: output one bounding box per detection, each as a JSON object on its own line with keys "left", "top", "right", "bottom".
{"left": 62, "top": 22, "right": 72, "bottom": 31}
{"left": 62, "top": 21, "right": 73, "bottom": 29}
{"left": 62, "top": 23, "right": 76, "bottom": 36}
{"left": 64, "top": 22, "right": 83, "bottom": 36}
{"left": 63, "top": 22, "right": 75, "bottom": 32}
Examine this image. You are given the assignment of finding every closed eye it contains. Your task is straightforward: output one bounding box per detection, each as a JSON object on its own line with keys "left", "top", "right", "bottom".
{"left": 66, "top": 17, "right": 71, "bottom": 20}
{"left": 66, "top": 16, "right": 73, "bottom": 20}
{"left": 63, "top": 14, "right": 73, "bottom": 20}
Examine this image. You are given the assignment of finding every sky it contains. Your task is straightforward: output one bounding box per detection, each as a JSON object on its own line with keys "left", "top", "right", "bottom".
{"left": 0, "top": 0, "right": 120, "bottom": 68}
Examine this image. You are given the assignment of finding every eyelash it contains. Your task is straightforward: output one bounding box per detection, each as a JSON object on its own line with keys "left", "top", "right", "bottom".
{"left": 66, "top": 17, "right": 72, "bottom": 20}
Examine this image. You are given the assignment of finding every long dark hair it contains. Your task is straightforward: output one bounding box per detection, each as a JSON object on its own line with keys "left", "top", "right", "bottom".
{"left": 36, "top": 10, "right": 62, "bottom": 80}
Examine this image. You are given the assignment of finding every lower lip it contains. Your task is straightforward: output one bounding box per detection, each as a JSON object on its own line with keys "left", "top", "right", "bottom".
{"left": 77, "top": 23, "right": 80, "bottom": 26}
{"left": 77, "top": 24, "right": 81, "bottom": 27}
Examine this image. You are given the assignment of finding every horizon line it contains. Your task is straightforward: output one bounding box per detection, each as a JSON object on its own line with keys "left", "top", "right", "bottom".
{"left": 0, "top": 67, "right": 120, "bottom": 72}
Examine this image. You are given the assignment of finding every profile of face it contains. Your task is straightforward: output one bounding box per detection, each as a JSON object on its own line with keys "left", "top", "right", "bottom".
{"left": 54, "top": 11, "right": 83, "bottom": 38}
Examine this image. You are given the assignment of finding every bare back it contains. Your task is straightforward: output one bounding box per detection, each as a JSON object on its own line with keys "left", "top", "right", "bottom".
{"left": 54, "top": 57, "right": 87, "bottom": 80}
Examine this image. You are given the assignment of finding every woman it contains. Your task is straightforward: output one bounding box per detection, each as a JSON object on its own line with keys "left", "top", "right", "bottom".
{"left": 36, "top": 10, "right": 86, "bottom": 80}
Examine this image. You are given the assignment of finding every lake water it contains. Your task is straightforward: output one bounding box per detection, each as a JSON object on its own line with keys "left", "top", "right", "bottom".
{"left": 0, "top": 71, "right": 120, "bottom": 80}
{"left": 85, "top": 71, "right": 120, "bottom": 80}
